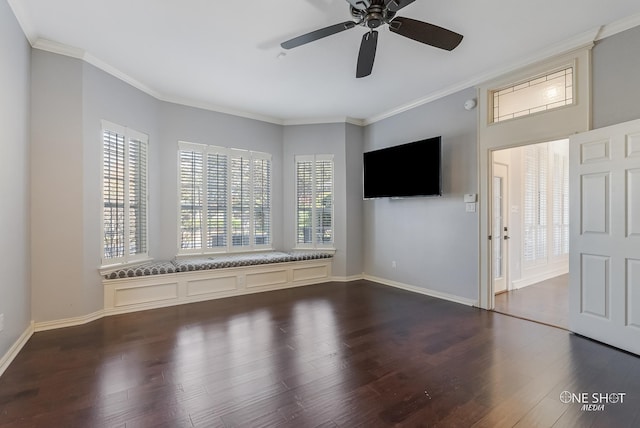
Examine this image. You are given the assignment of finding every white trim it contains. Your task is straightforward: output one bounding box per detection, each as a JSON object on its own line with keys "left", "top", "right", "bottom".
{"left": 30, "top": 39, "right": 284, "bottom": 126}
{"left": 0, "top": 322, "right": 34, "bottom": 378}
{"left": 6, "top": 0, "right": 37, "bottom": 44}
{"left": 596, "top": 12, "right": 640, "bottom": 40}
{"left": 13, "top": 10, "right": 640, "bottom": 128}
{"left": 363, "top": 32, "right": 598, "bottom": 126}
{"left": 477, "top": 47, "right": 592, "bottom": 310}
{"left": 364, "top": 275, "right": 478, "bottom": 307}
{"left": 283, "top": 117, "right": 366, "bottom": 127}
{"left": 511, "top": 265, "right": 569, "bottom": 290}
{"left": 331, "top": 274, "right": 365, "bottom": 282}
{"left": 34, "top": 311, "right": 105, "bottom": 332}
{"left": 104, "top": 259, "right": 333, "bottom": 314}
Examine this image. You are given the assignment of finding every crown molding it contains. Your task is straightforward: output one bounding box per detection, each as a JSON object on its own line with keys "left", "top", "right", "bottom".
{"left": 596, "top": 12, "right": 640, "bottom": 40}
{"left": 283, "top": 116, "right": 365, "bottom": 126}
{"left": 19, "top": 10, "right": 640, "bottom": 128}
{"left": 363, "top": 26, "right": 601, "bottom": 125}
{"left": 6, "top": 0, "right": 37, "bottom": 44}
{"left": 30, "top": 38, "right": 287, "bottom": 126}
{"left": 364, "top": 13, "right": 640, "bottom": 125}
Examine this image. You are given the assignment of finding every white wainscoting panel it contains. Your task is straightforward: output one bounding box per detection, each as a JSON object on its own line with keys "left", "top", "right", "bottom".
{"left": 104, "top": 259, "right": 333, "bottom": 315}
{"left": 186, "top": 275, "right": 238, "bottom": 297}
{"left": 246, "top": 269, "right": 288, "bottom": 289}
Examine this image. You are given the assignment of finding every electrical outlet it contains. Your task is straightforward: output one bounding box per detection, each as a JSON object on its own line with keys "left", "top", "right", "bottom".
{"left": 391, "top": 261, "right": 397, "bottom": 269}
{"left": 0, "top": 314, "right": 4, "bottom": 332}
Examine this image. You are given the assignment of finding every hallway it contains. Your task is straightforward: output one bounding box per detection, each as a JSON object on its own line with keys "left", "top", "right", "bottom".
{"left": 494, "top": 274, "right": 569, "bottom": 329}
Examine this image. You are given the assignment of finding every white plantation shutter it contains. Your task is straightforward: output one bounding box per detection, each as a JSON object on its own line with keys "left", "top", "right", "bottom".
{"left": 523, "top": 144, "right": 547, "bottom": 265}
{"left": 523, "top": 140, "right": 569, "bottom": 267}
{"left": 178, "top": 142, "right": 271, "bottom": 254}
{"left": 207, "top": 152, "right": 228, "bottom": 248}
{"left": 315, "top": 159, "right": 333, "bottom": 244}
{"left": 128, "top": 137, "right": 147, "bottom": 255}
{"left": 179, "top": 148, "right": 203, "bottom": 250}
{"left": 551, "top": 140, "right": 570, "bottom": 257}
{"left": 253, "top": 156, "right": 271, "bottom": 246}
{"left": 102, "top": 121, "right": 148, "bottom": 265}
{"left": 296, "top": 159, "right": 313, "bottom": 244}
{"left": 230, "top": 153, "right": 251, "bottom": 247}
{"left": 295, "top": 155, "right": 334, "bottom": 248}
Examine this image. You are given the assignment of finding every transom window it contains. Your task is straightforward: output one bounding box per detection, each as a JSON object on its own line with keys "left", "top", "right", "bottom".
{"left": 178, "top": 142, "right": 271, "bottom": 254}
{"left": 101, "top": 121, "right": 148, "bottom": 266}
{"left": 295, "top": 155, "right": 334, "bottom": 249}
{"left": 492, "top": 67, "right": 574, "bottom": 123}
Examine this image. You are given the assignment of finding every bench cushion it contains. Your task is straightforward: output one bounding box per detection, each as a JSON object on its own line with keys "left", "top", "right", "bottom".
{"left": 104, "top": 251, "right": 333, "bottom": 279}
{"left": 103, "top": 261, "right": 177, "bottom": 280}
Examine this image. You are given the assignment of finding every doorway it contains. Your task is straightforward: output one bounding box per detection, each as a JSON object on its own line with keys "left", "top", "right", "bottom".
{"left": 490, "top": 140, "right": 570, "bottom": 329}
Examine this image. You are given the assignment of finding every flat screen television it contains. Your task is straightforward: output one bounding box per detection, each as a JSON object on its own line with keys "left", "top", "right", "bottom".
{"left": 363, "top": 136, "right": 441, "bottom": 199}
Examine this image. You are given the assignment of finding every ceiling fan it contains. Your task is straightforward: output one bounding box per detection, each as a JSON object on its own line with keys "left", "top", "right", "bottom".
{"left": 281, "top": 0, "right": 463, "bottom": 78}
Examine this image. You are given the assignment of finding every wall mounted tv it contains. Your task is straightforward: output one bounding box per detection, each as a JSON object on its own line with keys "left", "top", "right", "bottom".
{"left": 363, "top": 136, "right": 441, "bottom": 199}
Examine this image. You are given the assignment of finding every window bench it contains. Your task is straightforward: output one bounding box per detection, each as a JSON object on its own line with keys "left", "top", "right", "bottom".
{"left": 102, "top": 251, "right": 333, "bottom": 314}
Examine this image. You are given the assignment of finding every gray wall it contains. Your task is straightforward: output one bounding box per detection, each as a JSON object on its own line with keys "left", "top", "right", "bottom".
{"left": 20, "top": 11, "right": 640, "bottom": 329}
{"left": 593, "top": 25, "right": 640, "bottom": 129}
{"left": 82, "top": 61, "right": 160, "bottom": 315}
{"left": 345, "top": 124, "right": 364, "bottom": 278}
{"left": 29, "top": 50, "right": 286, "bottom": 323}
{"left": 0, "top": 0, "right": 31, "bottom": 358}
{"left": 156, "top": 102, "right": 284, "bottom": 259}
{"left": 282, "top": 123, "right": 349, "bottom": 277}
{"left": 362, "top": 88, "right": 479, "bottom": 301}
{"left": 30, "top": 51, "right": 86, "bottom": 322}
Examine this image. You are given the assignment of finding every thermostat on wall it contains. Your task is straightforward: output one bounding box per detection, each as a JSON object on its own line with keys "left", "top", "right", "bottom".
{"left": 464, "top": 194, "right": 477, "bottom": 203}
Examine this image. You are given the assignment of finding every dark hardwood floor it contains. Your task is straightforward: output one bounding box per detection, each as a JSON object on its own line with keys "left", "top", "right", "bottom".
{"left": 494, "top": 274, "right": 569, "bottom": 329}
{"left": 1, "top": 280, "right": 639, "bottom": 427}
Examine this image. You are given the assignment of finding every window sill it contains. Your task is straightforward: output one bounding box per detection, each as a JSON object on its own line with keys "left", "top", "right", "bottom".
{"left": 293, "top": 247, "right": 336, "bottom": 255}
{"left": 175, "top": 247, "right": 275, "bottom": 259}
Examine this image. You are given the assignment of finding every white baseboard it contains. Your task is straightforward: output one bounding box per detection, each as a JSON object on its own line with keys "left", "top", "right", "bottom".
{"left": 34, "top": 310, "right": 106, "bottom": 332}
{"left": 0, "top": 322, "right": 34, "bottom": 377}
{"left": 331, "top": 274, "right": 364, "bottom": 282}
{"left": 511, "top": 266, "right": 569, "bottom": 290}
{"left": 364, "top": 275, "right": 478, "bottom": 307}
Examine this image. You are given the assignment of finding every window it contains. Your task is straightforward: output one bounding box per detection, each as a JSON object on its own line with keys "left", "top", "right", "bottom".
{"left": 492, "top": 67, "right": 574, "bottom": 123}
{"left": 295, "top": 155, "right": 334, "bottom": 248}
{"left": 178, "top": 142, "right": 271, "bottom": 254}
{"left": 102, "top": 121, "right": 148, "bottom": 266}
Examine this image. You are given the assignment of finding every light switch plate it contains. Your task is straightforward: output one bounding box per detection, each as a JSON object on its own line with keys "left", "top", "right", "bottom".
{"left": 466, "top": 202, "right": 476, "bottom": 213}
{"left": 464, "top": 193, "right": 477, "bottom": 203}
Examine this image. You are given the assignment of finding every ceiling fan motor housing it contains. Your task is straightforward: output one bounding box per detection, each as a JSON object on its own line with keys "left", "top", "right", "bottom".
{"left": 351, "top": 3, "right": 396, "bottom": 28}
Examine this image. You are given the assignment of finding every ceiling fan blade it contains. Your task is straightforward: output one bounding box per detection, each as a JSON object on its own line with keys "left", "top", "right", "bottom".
{"left": 389, "top": 17, "right": 463, "bottom": 51}
{"left": 385, "top": 0, "right": 416, "bottom": 12}
{"left": 356, "top": 30, "right": 378, "bottom": 78}
{"left": 281, "top": 21, "right": 356, "bottom": 49}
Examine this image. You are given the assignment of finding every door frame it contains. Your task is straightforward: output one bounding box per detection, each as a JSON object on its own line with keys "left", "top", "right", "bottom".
{"left": 477, "top": 46, "right": 592, "bottom": 309}
{"left": 491, "top": 161, "right": 510, "bottom": 294}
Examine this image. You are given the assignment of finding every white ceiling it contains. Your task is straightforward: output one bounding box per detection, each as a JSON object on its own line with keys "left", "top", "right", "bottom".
{"left": 9, "top": 0, "right": 640, "bottom": 124}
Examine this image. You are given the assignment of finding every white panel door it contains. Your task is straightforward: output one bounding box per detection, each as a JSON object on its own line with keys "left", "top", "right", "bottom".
{"left": 570, "top": 118, "right": 640, "bottom": 355}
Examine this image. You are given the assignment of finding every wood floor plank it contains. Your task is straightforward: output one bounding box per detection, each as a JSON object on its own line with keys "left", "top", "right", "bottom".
{"left": 0, "top": 280, "right": 639, "bottom": 427}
